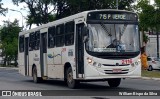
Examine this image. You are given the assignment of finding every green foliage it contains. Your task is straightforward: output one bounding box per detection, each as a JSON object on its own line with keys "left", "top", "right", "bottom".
{"left": 0, "top": 0, "right": 7, "bottom": 16}
{"left": 0, "top": 20, "right": 21, "bottom": 66}
{"left": 136, "top": 0, "right": 160, "bottom": 43}
{"left": 12, "top": 0, "right": 57, "bottom": 28}
{"left": 12, "top": 0, "right": 135, "bottom": 27}
{"left": 137, "top": 0, "right": 160, "bottom": 31}
{"left": 143, "top": 32, "right": 149, "bottom": 43}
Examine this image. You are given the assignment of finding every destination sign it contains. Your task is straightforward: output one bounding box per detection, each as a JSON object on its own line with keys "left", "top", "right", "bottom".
{"left": 87, "top": 11, "right": 138, "bottom": 21}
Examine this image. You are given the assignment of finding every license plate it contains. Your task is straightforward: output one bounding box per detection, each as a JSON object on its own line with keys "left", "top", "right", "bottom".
{"left": 112, "top": 69, "right": 122, "bottom": 73}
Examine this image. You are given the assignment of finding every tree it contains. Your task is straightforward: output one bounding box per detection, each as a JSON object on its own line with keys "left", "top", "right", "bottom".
{"left": 136, "top": 0, "right": 160, "bottom": 57}
{"left": 12, "top": 0, "right": 135, "bottom": 27}
{"left": 12, "top": 0, "right": 56, "bottom": 28}
{"left": 0, "top": 20, "right": 21, "bottom": 66}
{"left": 0, "top": 0, "right": 7, "bottom": 16}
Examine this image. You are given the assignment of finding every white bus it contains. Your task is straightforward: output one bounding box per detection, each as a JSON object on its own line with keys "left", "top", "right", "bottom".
{"left": 18, "top": 9, "right": 141, "bottom": 88}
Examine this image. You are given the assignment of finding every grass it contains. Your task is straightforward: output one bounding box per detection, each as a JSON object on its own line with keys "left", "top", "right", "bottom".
{"left": 142, "top": 70, "right": 160, "bottom": 78}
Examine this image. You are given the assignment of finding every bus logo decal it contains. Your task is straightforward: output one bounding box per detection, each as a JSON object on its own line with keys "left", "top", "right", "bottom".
{"left": 48, "top": 54, "right": 61, "bottom": 58}
{"left": 115, "top": 63, "right": 119, "bottom": 66}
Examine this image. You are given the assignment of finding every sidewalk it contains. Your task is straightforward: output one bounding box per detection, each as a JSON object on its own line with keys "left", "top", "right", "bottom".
{"left": 140, "top": 77, "right": 160, "bottom": 81}
{"left": 0, "top": 66, "right": 19, "bottom": 70}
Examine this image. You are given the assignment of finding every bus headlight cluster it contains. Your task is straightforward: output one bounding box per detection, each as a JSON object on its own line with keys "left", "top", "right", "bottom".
{"left": 87, "top": 57, "right": 101, "bottom": 68}
{"left": 93, "top": 62, "right": 101, "bottom": 68}
{"left": 87, "top": 58, "right": 92, "bottom": 63}
{"left": 98, "top": 63, "right": 102, "bottom": 68}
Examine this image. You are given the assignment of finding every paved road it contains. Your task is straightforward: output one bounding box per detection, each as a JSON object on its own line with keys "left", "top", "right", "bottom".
{"left": 0, "top": 67, "right": 160, "bottom": 99}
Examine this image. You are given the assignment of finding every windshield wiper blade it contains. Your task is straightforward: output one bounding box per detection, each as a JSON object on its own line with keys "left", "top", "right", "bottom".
{"left": 120, "top": 24, "right": 127, "bottom": 36}
{"left": 100, "top": 23, "right": 112, "bottom": 36}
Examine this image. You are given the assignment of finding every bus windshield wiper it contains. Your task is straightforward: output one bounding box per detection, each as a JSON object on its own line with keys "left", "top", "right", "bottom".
{"left": 119, "top": 24, "right": 127, "bottom": 41}
{"left": 100, "top": 23, "right": 112, "bottom": 37}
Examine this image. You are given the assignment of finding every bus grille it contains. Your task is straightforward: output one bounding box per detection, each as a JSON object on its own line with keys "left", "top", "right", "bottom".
{"left": 103, "top": 64, "right": 129, "bottom": 66}
{"left": 104, "top": 69, "right": 129, "bottom": 74}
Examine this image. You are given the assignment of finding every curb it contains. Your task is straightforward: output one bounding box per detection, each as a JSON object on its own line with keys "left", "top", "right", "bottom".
{"left": 130, "top": 77, "right": 160, "bottom": 81}
{"left": 141, "top": 77, "right": 160, "bottom": 81}
{"left": 0, "top": 67, "right": 19, "bottom": 70}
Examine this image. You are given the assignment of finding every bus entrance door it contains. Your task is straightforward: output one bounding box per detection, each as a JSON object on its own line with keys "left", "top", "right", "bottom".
{"left": 75, "top": 21, "right": 85, "bottom": 78}
{"left": 40, "top": 32, "right": 47, "bottom": 77}
{"left": 24, "top": 37, "right": 29, "bottom": 76}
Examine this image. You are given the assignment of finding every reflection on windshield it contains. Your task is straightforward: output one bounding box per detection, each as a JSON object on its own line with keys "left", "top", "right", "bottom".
{"left": 86, "top": 24, "right": 139, "bottom": 53}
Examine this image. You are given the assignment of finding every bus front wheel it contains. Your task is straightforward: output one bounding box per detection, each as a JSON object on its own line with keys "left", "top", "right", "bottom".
{"left": 66, "top": 67, "right": 79, "bottom": 88}
{"left": 32, "top": 66, "right": 42, "bottom": 83}
{"left": 108, "top": 78, "right": 121, "bottom": 87}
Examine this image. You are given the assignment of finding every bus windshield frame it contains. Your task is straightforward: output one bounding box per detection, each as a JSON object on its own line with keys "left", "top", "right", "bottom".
{"left": 85, "top": 11, "right": 140, "bottom": 59}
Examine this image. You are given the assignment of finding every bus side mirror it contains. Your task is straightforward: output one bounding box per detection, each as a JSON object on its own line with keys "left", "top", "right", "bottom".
{"left": 83, "top": 26, "right": 89, "bottom": 43}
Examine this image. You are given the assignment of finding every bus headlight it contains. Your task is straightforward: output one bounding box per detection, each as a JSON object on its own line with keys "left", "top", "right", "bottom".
{"left": 87, "top": 57, "right": 92, "bottom": 63}
{"left": 93, "top": 62, "right": 97, "bottom": 66}
{"left": 98, "top": 63, "right": 101, "bottom": 68}
{"left": 137, "top": 59, "right": 141, "bottom": 63}
{"left": 133, "top": 59, "right": 141, "bottom": 66}
{"left": 131, "top": 63, "right": 135, "bottom": 67}
{"left": 136, "top": 59, "right": 141, "bottom": 65}
{"left": 135, "top": 62, "right": 139, "bottom": 65}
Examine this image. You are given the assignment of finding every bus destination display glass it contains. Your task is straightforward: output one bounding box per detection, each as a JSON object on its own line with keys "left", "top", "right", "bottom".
{"left": 87, "top": 11, "right": 138, "bottom": 21}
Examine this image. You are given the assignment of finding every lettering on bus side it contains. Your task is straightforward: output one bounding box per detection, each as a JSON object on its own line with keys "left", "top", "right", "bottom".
{"left": 62, "top": 48, "right": 66, "bottom": 52}
{"left": 68, "top": 49, "right": 73, "bottom": 56}
{"left": 34, "top": 54, "right": 39, "bottom": 61}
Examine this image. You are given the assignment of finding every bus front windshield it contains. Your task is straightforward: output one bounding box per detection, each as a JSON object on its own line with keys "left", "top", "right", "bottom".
{"left": 86, "top": 24, "right": 139, "bottom": 53}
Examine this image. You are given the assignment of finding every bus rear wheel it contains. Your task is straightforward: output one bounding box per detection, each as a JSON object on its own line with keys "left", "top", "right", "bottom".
{"left": 66, "top": 67, "right": 79, "bottom": 89}
{"left": 108, "top": 78, "right": 121, "bottom": 87}
{"left": 32, "top": 66, "right": 42, "bottom": 83}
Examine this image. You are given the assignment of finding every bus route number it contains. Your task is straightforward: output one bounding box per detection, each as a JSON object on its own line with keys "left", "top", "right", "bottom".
{"left": 99, "top": 14, "right": 126, "bottom": 20}
{"left": 122, "top": 59, "right": 132, "bottom": 64}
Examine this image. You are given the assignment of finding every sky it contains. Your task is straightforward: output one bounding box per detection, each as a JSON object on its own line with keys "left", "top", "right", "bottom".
{"left": 0, "top": 0, "right": 28, "bottom": 29}
{"left": 0, "top": 0, "right": 155, "bottom": 30}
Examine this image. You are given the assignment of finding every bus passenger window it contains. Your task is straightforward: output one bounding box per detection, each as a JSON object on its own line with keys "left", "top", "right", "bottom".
{"left": 65, "top": 34, "right": 74, "bottom": 46}
{"left": 19, "top": 36, "right": 24, "bottom": 52}
{"left": 55, "top": 24, "right": 64, "bottom": 47}
{"left": 29, "top": 32, "right": 35, "bottom": 51}
{"left": 56, "top": 24, "right": 64, "bottom": 35}
{"left": 56, "top": 36, "right": 64, "bottom": 47}
{"left": 48, "top": 26, "right": 55, "bottom": 48}
{"left": 34, "top": 31, "right": 40, "bottom": 50}
{"left": 65, "top": 21, "right": 74, "bottom": 46}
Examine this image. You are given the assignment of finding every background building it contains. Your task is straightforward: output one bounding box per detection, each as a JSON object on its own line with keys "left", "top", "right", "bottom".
{"left": 146, "top": 31, "right": 160, "bottom": 57}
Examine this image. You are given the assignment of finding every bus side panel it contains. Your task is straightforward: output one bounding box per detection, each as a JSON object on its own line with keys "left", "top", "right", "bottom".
{"left": 28, "top": 51, "right": 33, "bottom": 76}
{"left": 47, "top": 48, "right": 56, "bottom": 78}
{"left": 47, "top": 47, "right": 63, "bottom": 78}
{"left": 18, "top": 52, "right": 25, "bottom": 76}
{"left": 31, "top": 50, "right": 41, "bottom": 77}
{"left": 64, "top": 46, "right": 76, "bottom": 79}
{"left": 54, "top": 47, "right": 64, "bottom": 78}
{"left": 28, "top": 50, "right": 41, "bottom": 77}
{"left": 47, "top": 46, "right": 76, "bottom": 79}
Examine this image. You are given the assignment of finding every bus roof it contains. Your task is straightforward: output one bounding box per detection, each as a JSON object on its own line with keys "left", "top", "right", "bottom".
{"left": 19, "top": 9, "right": 136, "bottom": 36}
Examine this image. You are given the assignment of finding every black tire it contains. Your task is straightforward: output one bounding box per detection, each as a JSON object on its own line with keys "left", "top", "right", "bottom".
{"left": 108, "top": 78, "right": 121, "bottom": 87}
{"left": 148, "top": 65, "right": 153, "bottom": 71}
{"left": 66, "top": 67, "right": 79, "bottom": 89}
{"left": 32, "top": 66, "right": 42, "bottom": 83}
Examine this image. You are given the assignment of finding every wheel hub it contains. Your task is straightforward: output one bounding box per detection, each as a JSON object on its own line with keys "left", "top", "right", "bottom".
{"left": 68, "top": 72, "right": 73, "bottom": 83}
